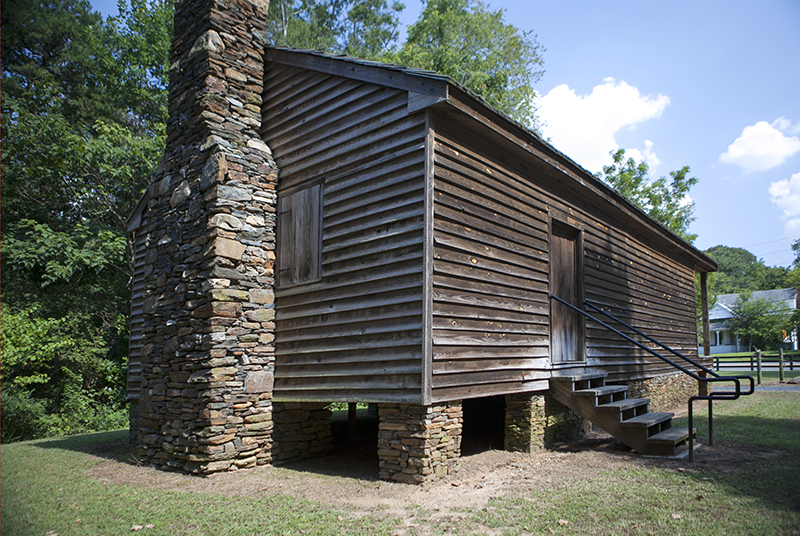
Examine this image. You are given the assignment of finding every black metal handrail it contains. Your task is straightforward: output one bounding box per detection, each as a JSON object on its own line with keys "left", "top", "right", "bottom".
{"left": 549, "top": 295, "right": 755, "bottom": 461}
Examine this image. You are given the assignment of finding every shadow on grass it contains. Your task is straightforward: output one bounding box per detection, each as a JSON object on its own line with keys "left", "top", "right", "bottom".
{"left": 34, "top": 419, "right": 388, "bottom": 482}
{"left": 26, "top": 393, "right": 800, "bottom": 518}
{"left": 668, "top": 410, "right": 800, "bottom": 514}
{"left": 33, "top": 429, "right": 139, "bottom": 466}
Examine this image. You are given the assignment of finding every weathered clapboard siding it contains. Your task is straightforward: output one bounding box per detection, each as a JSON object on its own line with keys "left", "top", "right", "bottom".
{"left": 262, "top": 61, "right": 429, "bottom": 403}
{"left": 251, "top": 50, "right": 714, "bottom": 406}
{"left": 429, "top": 107, "right": 704, "bottom": 397}
{"left": 582, "top": 227, "right": 701, "bottom": 381}
{"left": 430, "top": 122, "right": 552, "bottom": 402}
{"left": 126, "top": 207, "right": 148, "bottom": 404}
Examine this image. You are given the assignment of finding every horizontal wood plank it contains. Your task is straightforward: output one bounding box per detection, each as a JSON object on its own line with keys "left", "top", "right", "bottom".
{"left": 265, "top": 64, "right": 428, "bottom": 402}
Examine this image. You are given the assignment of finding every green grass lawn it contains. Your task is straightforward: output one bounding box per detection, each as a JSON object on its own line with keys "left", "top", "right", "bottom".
{"left": 3, "top": 391, "right": 799, "bottom": 536}
{"left": 0, "top": 432, "right": 397, "bottom": 536}
{"left": 463, "top": 391, "right": 800, "bottom": 536}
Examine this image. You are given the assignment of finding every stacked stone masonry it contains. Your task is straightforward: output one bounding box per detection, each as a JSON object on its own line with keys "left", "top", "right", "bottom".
{"left": 625, "top": 372, "right": 699, "bottom": 413}
{"left": 134, "top": 0, "right": 277, "bottom": 473}
{"left": 378, "top": 403, "right": 463, "bottom": 484}
{"left": 272, "top": 402, "right": 334, "bottom": 462}
{"left": 504, "top": 393, "right": 589, "bottom": 452}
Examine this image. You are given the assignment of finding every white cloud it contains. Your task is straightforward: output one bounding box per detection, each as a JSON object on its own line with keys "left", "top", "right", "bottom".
{"left": 626, "top": 139, "right": 661, "bottom": 172}
{"left": 538, "top": 78, "right": 670, "bottom": 172}
{"left": 773, "top": 117, "right": 800, "bottom": 136}
{"left": 769, "top": 171, "right": 800, "bottom": 234}
{"left": 719, "top": 118, "right": 800, "bottom": 172}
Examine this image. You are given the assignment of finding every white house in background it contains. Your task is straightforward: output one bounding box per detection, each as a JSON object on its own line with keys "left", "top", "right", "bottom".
{"left": 701, "top": 287, "right": 798, "bottom": 354}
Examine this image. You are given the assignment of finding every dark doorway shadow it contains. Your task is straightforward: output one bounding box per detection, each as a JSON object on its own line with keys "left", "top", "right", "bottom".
{"left": 280, "top": 411, "right": 381, "bottom": 481}
{"left": 461, "top": 395, "right": 505, "bottom": 455}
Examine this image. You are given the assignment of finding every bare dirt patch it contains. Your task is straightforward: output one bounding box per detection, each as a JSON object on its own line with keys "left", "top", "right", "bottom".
{"left": 82, "top": 426, "right": 758, "bottom": 528}
{"left": 82, "top": 386, "right": 794, "bottom": 531}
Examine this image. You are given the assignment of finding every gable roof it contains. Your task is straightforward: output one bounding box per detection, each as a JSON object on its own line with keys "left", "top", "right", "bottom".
{"left": 710, "top": 287, "right": 798, "bottom": 321}
{"left": 265, "top": 46, "right": 717, "bottom": 273}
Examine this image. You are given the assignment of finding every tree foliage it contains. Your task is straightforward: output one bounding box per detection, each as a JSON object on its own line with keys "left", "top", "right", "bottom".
{"left": 729, "top": 294, "right": 794, "bottom": 352}
{"left": 1, "top": 0, "right": 546, "bottom": 441}
{"left": 266, "top": 0, "right": 544, "bottom": 126}
{"left": 0, "top": 306, "right": 129, "bottom": 441}
{"left": 788, "top": 238, "right": 800, "bottom": 287}
{"left": 395, "top": 0, "right": 543, "bottom": 126}
{"left": 1, "top": 0, "right": 172, "bottom": 441}
{"left": 599, "top": 149, "right": 698, "bottom": 243}
{"left": 266, "top": 0, "right": 404, "bottom": 59}
{"left": 704, "top": 245, "right": 796, "bottom": 294}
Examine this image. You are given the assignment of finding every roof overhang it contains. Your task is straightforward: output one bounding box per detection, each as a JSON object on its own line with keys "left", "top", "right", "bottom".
{"left": 263, "top": 47, "right": 718, "bottom": 273}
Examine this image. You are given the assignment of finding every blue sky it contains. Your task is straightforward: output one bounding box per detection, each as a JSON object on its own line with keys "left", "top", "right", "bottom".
{"left": 93, "top": 0, "right": 800, "bottom": 267}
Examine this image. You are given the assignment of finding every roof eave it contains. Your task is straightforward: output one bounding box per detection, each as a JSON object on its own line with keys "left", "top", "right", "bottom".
{"left": 441, "top": 85, "right": 717, "bottom": 274}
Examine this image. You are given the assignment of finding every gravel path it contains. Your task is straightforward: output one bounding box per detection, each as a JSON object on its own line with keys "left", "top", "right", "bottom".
{"left": 754, "top": 385, "right": 800, "bottom": 391}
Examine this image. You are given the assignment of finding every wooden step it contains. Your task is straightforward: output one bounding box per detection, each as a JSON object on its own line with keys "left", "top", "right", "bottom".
{"left": 550, "top": 372, "right": 607, "bottom": 383}
{"left": 596, "top": 398, "right": 649, "bottom": 412}
{"left": 574, "top": 385, "right": 629, "bottom": 397}
{"left": 645, "top": 426, "right": 696, "bottom": 457}
{"left": 618, "top": 412, "right": 673, "bottom": 428}
{"left": 646, "top": 426, "right": 693, "bottom": 445}
{"left": 549, "top": 371, "right": 696, "bottom": 457}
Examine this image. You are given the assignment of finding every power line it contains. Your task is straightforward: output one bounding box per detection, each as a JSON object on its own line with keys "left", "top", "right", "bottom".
{"left": 743, "top": 235, "right": 800, "bottom": 249}
{"left": 760, "top": 249, "right": 793, "bottom": 257}
{"left": 758, "top": 248, "right": 797, "bottom": 268}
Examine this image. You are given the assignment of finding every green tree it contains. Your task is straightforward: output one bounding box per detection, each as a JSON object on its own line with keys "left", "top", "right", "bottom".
{"left": 729, "top": 294, "right": 793, "bottom": 352}
{"left": 705, "top": 245, "right": 764, "bottom": 293}
{"left": 763, "top": 264, "right": 792, "bottom": 290}
{"left": 266, "top": 0, "right": 404, "bottom": 59}
{"left": 787, "top": 238, "right": 800, "bottom": 287}
{"left": 0, "top": 306, "right": 128, "bottom": 442}
{"left": 395, "top": 0, "right": 544, "bottom": 127}
{"left": 702, "top": 245, "right": 795, "bottom": 293}
{"left": 598, "top": 149, "right": 698, "bottom": 243}
{"left": 1, "top": 0, "right": 172, "bottom": 440}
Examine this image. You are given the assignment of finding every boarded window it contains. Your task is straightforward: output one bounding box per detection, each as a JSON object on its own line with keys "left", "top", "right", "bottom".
{"left": 277, "top": 183, "right": 323, "bottom": 287}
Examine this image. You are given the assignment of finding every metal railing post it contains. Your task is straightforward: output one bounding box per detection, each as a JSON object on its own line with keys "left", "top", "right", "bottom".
{"left": 688, "top": 400, "right": 694, "bottom": 463}
{"left": 757, "top": 350, "right": 762, "bottom": 385}
{"left": 708, "top": 398, "right": 714, "bottom": 446}
{"left": 780, "top": 349, "right": 785, "bottom": 382}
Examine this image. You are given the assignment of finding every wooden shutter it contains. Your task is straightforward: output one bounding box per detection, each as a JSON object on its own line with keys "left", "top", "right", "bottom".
{"left": 277, "top": 183, "right": 323, "bottom": 287}
{"left": 127, "top": 215, "right": 148, "bottom": 401}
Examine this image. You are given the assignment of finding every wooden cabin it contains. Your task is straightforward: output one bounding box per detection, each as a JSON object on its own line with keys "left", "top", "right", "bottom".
{"left": 126, "top": 0, "right": 716, "bottom": 480}
{"left": 263, "top": 47, "right": 715, "bottom": 405}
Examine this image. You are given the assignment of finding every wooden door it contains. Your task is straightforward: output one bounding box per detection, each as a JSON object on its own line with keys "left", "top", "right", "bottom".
{"left": 550, "top": 222, "right": 584, "bottom": 363}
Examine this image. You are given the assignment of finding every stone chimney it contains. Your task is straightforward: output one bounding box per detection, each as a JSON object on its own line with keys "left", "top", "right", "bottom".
{"left": 133, "top": 0, "right": 277, "bottom": 473}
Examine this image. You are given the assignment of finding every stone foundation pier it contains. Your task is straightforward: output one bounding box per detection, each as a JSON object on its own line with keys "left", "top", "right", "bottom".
{"left": 377, "top": 402, "right": 463, "bottom": 483}
{"left": 271, "top": 402, "right": 333, "bottom": 462}
{"left": 504, "top": 393, "right": 589, "bottom": 452}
